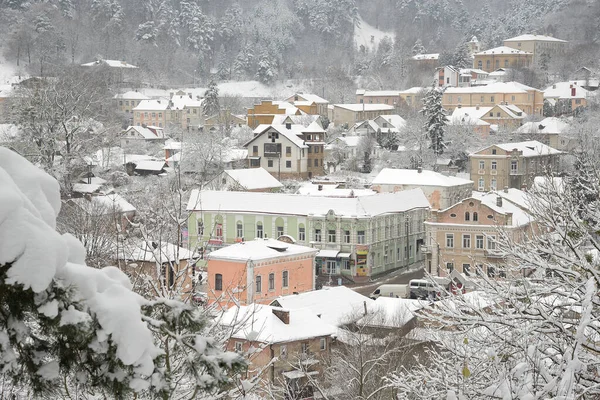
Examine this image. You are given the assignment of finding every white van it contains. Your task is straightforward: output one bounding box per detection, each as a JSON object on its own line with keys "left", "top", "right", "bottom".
{"left": 409, "top": 279, "right": 436, "bottom": 299}
{"left": 369, "top": 284, "right": 408, "bottom": 299}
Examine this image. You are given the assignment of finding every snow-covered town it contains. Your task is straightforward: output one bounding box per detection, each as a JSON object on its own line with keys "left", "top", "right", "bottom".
{"left": 1, "top": 1, "right": 600, "bottom": 399}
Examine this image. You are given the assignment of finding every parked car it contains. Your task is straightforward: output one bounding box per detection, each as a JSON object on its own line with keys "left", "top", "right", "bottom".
{"left": 370, "top": 284, "right": 408, "bottom": 299}
{"left": 409, "top": 279, "right": 436, "bottom": 299}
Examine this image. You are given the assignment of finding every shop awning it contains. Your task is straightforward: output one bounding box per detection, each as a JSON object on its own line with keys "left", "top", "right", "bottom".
{"left": 317, "top": 249, "right": 339, "bottom": 258}
{"left": 338, "top": 252, "right": 352, "bottom": 258}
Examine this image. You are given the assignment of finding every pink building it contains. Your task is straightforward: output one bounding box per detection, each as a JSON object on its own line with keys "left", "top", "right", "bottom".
{"left": 206, "top": 238, "right": 318, "bottom": 308}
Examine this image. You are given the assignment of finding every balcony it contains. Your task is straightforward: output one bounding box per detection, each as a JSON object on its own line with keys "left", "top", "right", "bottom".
{"left": 485, "top": 249, "right": 504, "bottom": 259}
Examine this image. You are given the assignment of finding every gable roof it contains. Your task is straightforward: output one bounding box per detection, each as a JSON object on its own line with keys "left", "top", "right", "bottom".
{"left": 376, "top": 114, "right": 407, "bottom": 129}
{"left": 132, "top": 99, "right": 169, "bottom": 111}
{"left": 246, "top": 124, "right": 309, "bottom": 149}
{"left": 186, "top": 189, "right": 430, "bottom": 217}
{"left": 133, "top": 160, "right": 167, "bottom": 171}
{"left": 291, "top": 93, "right": 329, "bottom": 104}
{"left": 445, "top": 81, "right": 538, "bottom": 94}
{"left": 358, "top": 298, "right": 426, "bottom": 329}
{"left": 223, "top": 168, "right": 283, "bottom": 190}
{"left": 124, "top": 126, "right": 165, "bottom": 139}
{"left": 208, "top": 238, "right": 317, "bottom": 262}
{"left": 334, "top": 103, "right": 395, "bottom": 112}
{"left": 220, "top": 304, "right": 336, "bottom": 344}
{"left": 544, "top": 82, "right": 588, "bottom": 99}
{"left": 372, "top": 168, "right": 473, "bottom": 187}
{"left": 170, "top": 94, "right": 203, "bottom": 110}
{"left": 471, "top": 140, "right": 561, "bottom": 157}
{"left": 412, "top": 53, "right": 439, "bottom": 60}
{"left": 271, "top": 286, "right": 374, "bottom": 327}
{"left": 515, "top": 117, "right": 569, "bottom": 134}
{"left": 81, "top": 59, "right": 138, "bottom": 68}
{"left": 114, "top": 91, "right": 150, "bottom": 100}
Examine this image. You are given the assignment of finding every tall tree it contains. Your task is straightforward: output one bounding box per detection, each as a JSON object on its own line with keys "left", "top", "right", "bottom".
{"left": 203, "top": 80, "right": 220, "bottom": 117}
{"left": 420, "top": 84, "right": 447, "bottom": 156}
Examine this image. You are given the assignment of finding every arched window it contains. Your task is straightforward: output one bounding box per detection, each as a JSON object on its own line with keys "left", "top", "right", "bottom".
{"left": 256, "top": 222, "right": 263, "bottom": 238}
{"left": 465, "top": 212, "right": 470, "bottom": 221}
{"left": 473, "top": 212, "right": 479, "bottom": 222}
{"left": 236, "top": 221, "right": 243, "bottom": 238}
{"left": 215, "top": 273, "right": 223, "bottom": 291}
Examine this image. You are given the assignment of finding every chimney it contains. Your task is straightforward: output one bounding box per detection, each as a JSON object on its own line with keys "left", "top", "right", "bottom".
{"left": 496, "top": 196, "right": 503, "bottom": 207}
{"left": 318, "top": 184, "right": 323, "bottom": 191}
{"left": 188, "top": 93, "right": 192, "bottom": 99}
{"left": 569, "top": 84, "right": 573, "bottom": 89}
{"left": 458, "top": 104, "right": 462, "bottom": 109}
{"left": 272, "top": 309, "right": 289, "bottom": 324}
{"left": 552, "top": 84, "right": 556, "bottom": 89}
{"left": 503, "top": 186, "right": 508, "bottom": 193}
{"left": 363, "top": 301, "right": 368, "bottom": 316}
{"left": 571, "top": 87, "right": 576, "bottom": 97}
{"left": 417, "top": 166, "right": 423, "bottom": 173}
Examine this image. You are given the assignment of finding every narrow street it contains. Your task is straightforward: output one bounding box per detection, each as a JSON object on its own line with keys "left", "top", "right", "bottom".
{"left": 349, "top": 264, "right": 425, "bottom": 297}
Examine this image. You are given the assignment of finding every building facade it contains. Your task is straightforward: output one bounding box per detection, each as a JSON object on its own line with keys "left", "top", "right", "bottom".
{"left": 473, "top": 46, "right": 533, "bottom": 73}
{"left": 187, "top": 190, "right": 431, "bottom": 281}
{"left": 469, "top": 140, "right": 562, "bottom": 191}
{"left": 503, "top": 34, "right": 567, "bottom": 65}
{"left": 246, "top": 100, "right": 304, "bottom": 129}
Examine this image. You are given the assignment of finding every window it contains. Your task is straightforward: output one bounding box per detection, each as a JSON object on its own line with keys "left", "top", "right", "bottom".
{"left": 277, "top": 226, "right": 284, "bottom": 238}
{"left": 315, "top": 229, "right": 322, "bottom": 242}
{"left": 447, "top": 262, "right": 454, "bottom": 273}
{"left": 476, "top": 235, "right": 484, "bottom": 249}
{"left": 479, "top": 160, "right": 485, "bottom": 170}
{"left": 307, "top": 159, "right": 312, "bottom": 167}
{"left": 342, "top": 260, "right": 350, "bottom": 270}
{"left": 344, "top": 230, "right": 350, "bottom": 243}
{"left": 487, "top": 265, "right": 496, "bottom": 278}
{"left": 268, "top": 159, "right": 274, "bottom": 168}
{"left": 491, "top": 178, "right": 497, "bottom": 190}
{"left": 477, "top": 60, "right": 482, "bottom": 69}
{"left": 326, "top": 260, "right": 337, "bottom": 274}
{"left": 480, "top": 96, "right": 484, "bottom": 102}
{"left": 256, "top": 276, "right": 262, "bottom": 293}
{"left": 357, "top": 230, "right": 365, "bottom": 244}
{"left": 492, "top": 149, "right": 497, "bottom": 155}
{"left": 328, "top": 229, "right": 336, "bottom": 243}
{"left": 250, "top": 158, "right": 260, "bottom": 167}
{"left": 252, "top": 145, "right": 258, "bottom": 154}
{"left": 446, "top": 233, "right": 454, "bottom": 248}
{"left": 491, "top": 161, "right": 497, "bottom": 170}
{"left": 286, "top": 146, "right": 291, "bottom": 155}
{"left": 193, "top": 108, "right": 197, "bottom": 114}
{"left": 473, "top": 212, "right": 478, "bottom": 222}
{"left": 282, "top": 271, "right": 289, "bottom": 287}
{"left": 286, "top": 160, "right": 291, "bottom": 168}
{"left": 504, "top": 59, "right": 509, "bottom": 67}
{"left": 215, "top": 223, "right": 223, "bottom": 239}
{"left": 490, "top": 96, "right": 495, "bottom": 102}
{"left": 215, "top": 274, "right": 223, "bottom": 291}
{"left": 308, "top": 146, "right": 312, "bottom": 154}
{"left": 315, "top": 146, "right": 319, "bottom": 153}
{"left": 299, "top": 226, "right": 305, "bottom": 241}
{"left": 280, "top": 345, "right": 287, "bottom": 359}
{"left": 496, "top": 112, "right": 500, "bottom": 117}
{"left": 489, "top": 112, "right": 494, "bottom": 117}
{"left": 463, "top": 234, "right": 471, "bottom": 248}
{"left": 235, "top": 342, "right": 243, "bottom": 352}
{"left": 487, "top": 235, "right": 497, "bottom": 250}
{"left": 463, "top": 264, "right": 471, "bottom": 276}
{"left": 465, "top": 212, "right": 470, "bottom": 221}
{"left": 269, "top": 273, "right": 275, "bottom": 290}
{"left": 256, "top": 222, "right": 263, "bottom": 238}
{"left": 511, "top": 160, "right": 518, "bottom": 174}
{"left": 320, "top": 338, "right": 327, "bottom": 351}
{"left": 236, "top": 222, "right": 243, "bottom": 238}
{"left": 476, "top": 264, "right": 483, "bottom": 276}
{"left": 397, "top": 247, "right": 401, "bottom": 261}
{"left": 301, "top": 342, "right": 309, "bottom": 354}
{"left": 478, "top": 178, "right": 485, "bottom": 190}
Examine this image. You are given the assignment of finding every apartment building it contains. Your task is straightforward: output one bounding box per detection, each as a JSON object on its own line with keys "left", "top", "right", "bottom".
{"left": 473, "top": 46, "right": 533, "bottom": 73}
{"left": 503, "top": 34, "right": 567, "bottom": 65}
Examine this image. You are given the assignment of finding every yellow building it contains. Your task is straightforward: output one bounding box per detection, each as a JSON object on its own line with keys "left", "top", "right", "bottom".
{"left": 442, "top": 82, "right": 544, "bottom": 116}
{"left": 246, "top": 100, "right": 304, "bottom": 129}
{"left": 473, "top": 46, "right": 533, "bottom": 73}
{"left": 355, "top": 87, "right": 424, "bottom": 110}
{"left": 503, "top": 34, "right": 567, "bottom": 65}
{"left": 450, "top": 104, "right": 526, "bottom": 130}
{"left": 330, "top": 103, "right": 395, "bottom": 127}
{"left": 469, "top": 140, "right": 562, "bottom": 191}
{"left": 284, "top": 93, "right": 329, "bottom": 117}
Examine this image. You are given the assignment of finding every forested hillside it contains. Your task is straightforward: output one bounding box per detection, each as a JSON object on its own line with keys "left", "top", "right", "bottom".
{"left": 0, "top": 0, "right": 599, "bottom": 93}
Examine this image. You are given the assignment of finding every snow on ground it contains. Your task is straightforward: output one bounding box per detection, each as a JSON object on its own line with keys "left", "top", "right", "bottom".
{"left": 354, "top": 15, "right": 395, "bottom": 52}
{"left": 0, "top": 49, "right": 27, "bottom": 85}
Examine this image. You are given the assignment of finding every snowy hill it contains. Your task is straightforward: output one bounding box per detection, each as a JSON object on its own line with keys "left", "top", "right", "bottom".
{"left": 354, "top": 15, "right": 395, "bottom": 52}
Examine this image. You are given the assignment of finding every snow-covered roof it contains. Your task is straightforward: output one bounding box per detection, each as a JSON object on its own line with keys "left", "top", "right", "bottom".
{"left": 358, "top": 298, "right": 426, "bottom": 329}
{"left": 504, "top": 34, "right": 567, "bottom": 43}
{"left": 515, "top": 117, "right": 569, "bottom": 134}
{"left": 186, "top": 189, "right": 430, "bottom": 217}
{"left": 223, "top": 168, "right": 283, "bottom": 190}
{"left": 377, "top": 114, "right": 407, "bottom": 129}
{"left": 132, "top": 99, "right": 169, "bottom": 111}
{"left": 291, "top": 93, "right": 329, "bottom": 104}
{"left": 328, "top": 135, "right": 362, "bottom": 148}
{"left": 544, "top": 81, "right": 588, "bottom": 99}
{"left": 78, "top": 176, "right": 107, "bottom": 185}
{"left": 221, "top": 304, "right": 336, "bottom": 344}
{"left": 271, "top": 114, "right": 320, "bottom": 127}
{"left": 81, "top": 59, "right": 138, "bottom": 68}
{"left": 488, "top": 140, "right": 561, "bottom": 157}
{"left": 470, "top": 191, "right": 533, "bottom": 227}
{"left": 372, "top": 168, "right": 473, "bottom": 187}
{"left": 475, "top": 46, "right": 532, "bottom": 55}
{"left": 222, "top": 148, "right": 248, "bottom": 163}
{"left": 334, "top": 103, "right": 395, "bottom": 112}
{"left": 450, "top": 106, "right": 493, "bottom": 123}
{"left": 207, "top": 238, "right": 318, "bottom": 262}
{"left": 124, "top": 126, "right": 164, "bottom": 140}
{"left": 412, "top": 53, "right": 439, "bottom": 60}
{"left": 170, "top": 94, "right": 203, "bottom": 110}
{"left": 445, "top": 81, "right": 538, "bottom": 94}
{"left": 249, "top": 124, "right": 309, "bottom": 149}
{"left": 461, "top": 68, "right": 489, "bottom": 75}
{"left": 72, "top": 183, "right": 103, "bottom": 194}
{"left": 133, "top": 160, "right": 166, "bottom": 171}
{"left": 163, "top": 141, "right": 182, "bottom": 150}
{"left": 121, "top": 241, "right": 194, "bottom": 263}
{"left": 271, "top": 286, "right": 374, "bottom": 327}
{"left": 296, "top": 182, "right": 377, "bottom": 197}
{"left": 69, "top": 193, "right": 136, "bottom": 215}
{"left": 359, "top": 90, "right": 402, "bottom": 97}
{"left": 114, "top": 91, "right": 150, "bottom": 100}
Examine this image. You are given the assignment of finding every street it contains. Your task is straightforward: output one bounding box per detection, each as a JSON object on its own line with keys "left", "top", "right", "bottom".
{"left": 350, "top": 265, "right": 425, "bottom": 297}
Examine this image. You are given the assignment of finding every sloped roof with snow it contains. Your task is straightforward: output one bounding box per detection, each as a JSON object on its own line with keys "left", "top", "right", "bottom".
{"left": 114, "top": 91, "right": 150, "bottom": 100}
{"left": 186, "top": 189, "right": 430, "bottom": 217}
{"left": 377, "top": 114, "right": 407, "bottom": 129}
{"left": 504, "top": 34, "right": 567, "bottom": 43}
{"left": 271, "top": 114, "right": 320, "bottom": 126}
{"left": 170, "top": 94, "right": 203, "bottom": 110}
{"left": 81, "top": 59, "right": 138, "bottom": 68}
{"left": 470, "top": 191, "right": 533, "bottom": 227}
{"left": 133, "top": 160, "right": 167, "bottom": 171}
{"left": 121, "top": 241, "right": 193, "bottom": 262}
{"left": 515, "top": 117, "right": 569, "bottom": 134}
{"left": 475, "top": 46, "right": 531, "bottom": 55}
{"left": 372, "top": 168, "right": 473, "bottom": 187}
{"left": 450, "top": 106, "right": 492, "bottom": 122}
{"left": 296, "top": 182, "right": 376, "bottom": 197}
{"left": 221, "top": 304, "right": 336, "bottom": 344}
{"left": 124, "top": 126, "right": 164, "bottom": 140}
{"left": 412, "top": 53, "right": 439, "bottom": 60}
{"left": 358, "top": 298, "right": 426, "bottom": 329}
{"left": 544, "top": 82, "right": 588, "bottom": 99}
{"left": 493, "top": 140, "right": 561, "bottom": 156}
{"left": 224, "top": 168, "right": 283, "bottom": 190}
{"left": 132, "top": 99, "right": 169, "bottom": 111}
{"left": 445, "top": 81, "right": 538, "bottom": 94}
{"left": 271, "top": 286, "right": 374, "bottom": 327}
{"left": 249, "top": 124, "right": 308, "bottom": 149}
{"left": 293, "top": 93, "right": 329, "bottom": 104}
{"left": 208, "top": 238, "right": 317, "bottom": 262}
